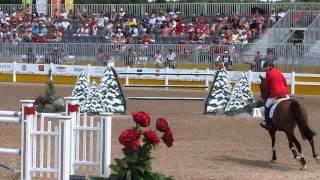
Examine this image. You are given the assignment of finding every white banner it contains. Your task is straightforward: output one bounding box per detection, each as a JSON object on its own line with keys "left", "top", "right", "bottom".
{"left": 0, "top": 63, "right": 292, "bottom": 84}
{"left": 0, "top": 63, "right": 12, "bottom": 73}
{"left": 36, "top": 0, "right": 48, "bottom": 15}
{"left": 15, "top": 64, "right": 50, "bottom": 74}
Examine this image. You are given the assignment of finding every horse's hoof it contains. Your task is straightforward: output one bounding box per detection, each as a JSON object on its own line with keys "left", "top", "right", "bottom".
{"left": 300, "top": 165, "right": 307, "bottom": 170}
{"left": 314, "top": 156, "right": 320, "bottom": 165}
{"left": 270, "top": 160, "right": 276, "bottom": 163}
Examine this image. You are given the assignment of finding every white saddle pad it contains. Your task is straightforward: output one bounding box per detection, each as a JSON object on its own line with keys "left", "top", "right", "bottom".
{"left": 269, "top": 96, "right": 290, "bottom": 118}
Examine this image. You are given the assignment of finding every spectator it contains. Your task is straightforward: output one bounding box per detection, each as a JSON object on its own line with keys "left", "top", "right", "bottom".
{"left": 277, "top": 9, "right": 286, "bottom": 20}
{"left": 166, "top": 49, "right": 177, "bottom": 69}
{"left": 154, "top": 50, "right": 163, "bottom": 68}
{"left": 50, "top": 47, "right": 61, "bottom": 64}
{"left": 25, "top": 47, "right": 36, "bottom": 63}
{"left": 252, "top": 51, "right": 262, "bottom": 71}
{"left": 124, "top": 48, "right": 136, "bottom": 67}
{"left": 96, "top": 48, "right": 106, "bottom": 66}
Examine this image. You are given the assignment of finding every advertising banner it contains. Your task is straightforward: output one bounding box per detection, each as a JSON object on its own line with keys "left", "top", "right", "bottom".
{"left": 51, "top": 0, "right": 61, "bottom": 16}
{"left": 36, "top": 0, "right": 48, "bottom": 15}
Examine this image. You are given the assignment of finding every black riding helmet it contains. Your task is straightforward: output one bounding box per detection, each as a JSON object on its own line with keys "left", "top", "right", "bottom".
{"left": 263, "top": 60, "right": 274, "bottom": 68}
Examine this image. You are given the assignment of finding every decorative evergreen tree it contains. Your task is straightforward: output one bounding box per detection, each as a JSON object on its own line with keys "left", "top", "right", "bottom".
{"left": 205, "top": 69, "right": 232, "bottom": 114}
{"left": 72, "top": 72, "right": 89, "bottom": 107}
{"left": 100, "top": 67, "right": 126, "bottom": 113}
{"left": 224, "top": 73, "right": 255, "bottom": 116}
{"left": 224, "top": 82, "right": 246, "bottom": 115}
{"left": 81, "top": 81, "right": 105, "bottom": 113}
{"left": 238, "top": 73, "right": 255, "bottom": 107}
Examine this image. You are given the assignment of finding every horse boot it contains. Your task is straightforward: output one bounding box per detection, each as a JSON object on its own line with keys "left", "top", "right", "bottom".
{"left": 260, "top": 107, "right": 273, "bottom": 130}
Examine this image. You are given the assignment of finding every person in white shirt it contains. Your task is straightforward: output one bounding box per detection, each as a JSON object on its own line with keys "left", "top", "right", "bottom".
{"left": 154, "top": 50, "right": 164, "bottom": 68}
{"left": 166, "top": 49, "right": 177, "bottom": 69}
{"left": 0, "top": 8, "right": 4, "bottom": 20}
{"left": 277, "top": 9, "right": 286, "bottom": 19}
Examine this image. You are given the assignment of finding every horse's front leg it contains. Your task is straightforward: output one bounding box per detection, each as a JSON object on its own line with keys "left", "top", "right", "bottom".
{"left": 269, "top": 130, "right": 277, "bottom": 162}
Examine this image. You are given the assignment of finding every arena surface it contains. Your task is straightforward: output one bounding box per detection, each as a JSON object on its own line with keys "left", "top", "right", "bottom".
{"left": 1, "top": 82, "right": 320, "bottom": 180}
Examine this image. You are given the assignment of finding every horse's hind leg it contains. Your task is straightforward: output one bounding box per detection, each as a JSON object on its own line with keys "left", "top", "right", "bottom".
{"left": 269, "top": 130, "right": 277, "bottom": 161}
{"left": 291, "top": 134, "right": 307, "bottom": 169}
{"left": 286, "top": 133, "right": 299, "bottom": 159}
{"left": 307, "top": 137, "right": 320, "bottom": 164}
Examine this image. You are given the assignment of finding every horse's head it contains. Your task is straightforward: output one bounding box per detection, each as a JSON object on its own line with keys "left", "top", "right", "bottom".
{"left": 259, "top": 75, "right": 269, "bottom": 103}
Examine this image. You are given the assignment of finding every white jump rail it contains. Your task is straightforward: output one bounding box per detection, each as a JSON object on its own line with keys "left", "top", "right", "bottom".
{"left": 127, "top": 97, "right": 205, "bottom": 100}
{"left": 0, "top": 97, "right": 113, "bottom": 180}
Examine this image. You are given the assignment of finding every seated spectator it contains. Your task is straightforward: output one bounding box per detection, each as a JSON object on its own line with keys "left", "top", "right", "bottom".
{"left": 165, "top": 49, "right": 177, "bottom": 69}
{"left": 154, "top": 50, "right": 163, "bottom": 68}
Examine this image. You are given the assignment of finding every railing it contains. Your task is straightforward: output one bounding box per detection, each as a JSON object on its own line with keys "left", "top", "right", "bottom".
{"left": 1, "top": 43, "right": 320, "bottom": 73}
{"left": 0, "top": 3, "right": 320, "bottom": 17}
{"left": 304, "top": 14, "right": 320, "bottom": 44}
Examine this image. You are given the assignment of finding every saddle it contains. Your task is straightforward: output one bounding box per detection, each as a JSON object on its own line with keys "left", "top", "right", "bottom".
{"left": 269, "top": 96, "right": 290, "bottom": 119}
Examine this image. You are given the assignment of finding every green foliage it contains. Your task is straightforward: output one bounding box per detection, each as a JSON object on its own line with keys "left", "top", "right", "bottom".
{"left": 44, "top": 69, "right": 56, "bottom": 104}
{"left": 108, "top": 144, "right": 173, "bottom": 180}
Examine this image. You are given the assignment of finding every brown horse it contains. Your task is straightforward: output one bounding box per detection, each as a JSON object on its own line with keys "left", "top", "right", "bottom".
{"left": 259, "top": 76, "right": 320, "bottom": 169}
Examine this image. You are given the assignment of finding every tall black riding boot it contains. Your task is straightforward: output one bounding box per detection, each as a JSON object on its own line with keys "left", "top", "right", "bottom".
{"left": 260, "top": 107, "right": 272, "bottom": 130}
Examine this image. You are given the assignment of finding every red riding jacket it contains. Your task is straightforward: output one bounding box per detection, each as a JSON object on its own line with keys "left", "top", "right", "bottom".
{"left": 265, "top": 68, "right": 289, "bottom": 98}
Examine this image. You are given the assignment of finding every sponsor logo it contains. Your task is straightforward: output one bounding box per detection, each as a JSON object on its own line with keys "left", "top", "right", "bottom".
{"left": 137, "top": 69, "right": 142, "bottom": 75}
{"left": 22, "top": 65, "right": 27, "bottom": 71}
{"left": 74, "top": 67, "right": 85, "bottom": 72}
{"left": 0, "top": 64, "right": 11, "bottom": 70}
{"left": 94, "top": 67, "right": 105, "bottom": 75}
{"left": 55, "top": 66, "right": 66, "bottom": 72}
{"left": 38, "top": 65, "right": 44, "bottom": 71}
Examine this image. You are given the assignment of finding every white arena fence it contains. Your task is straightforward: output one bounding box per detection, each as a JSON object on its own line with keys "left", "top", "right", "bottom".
{"left": 0, "top": 97, "right": 113, "bottom": 180}
{"left": 0, "top": 62, "right": 320, "bottom": 95}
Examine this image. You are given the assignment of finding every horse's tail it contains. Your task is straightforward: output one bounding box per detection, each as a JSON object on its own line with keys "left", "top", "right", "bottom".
{"left": 290, "top": 100, "right": 316, "bottom": 140}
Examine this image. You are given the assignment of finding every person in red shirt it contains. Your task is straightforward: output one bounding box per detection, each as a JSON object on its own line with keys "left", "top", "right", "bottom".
{"left": 260, "top": 61, "right": 289, "bottom": 130}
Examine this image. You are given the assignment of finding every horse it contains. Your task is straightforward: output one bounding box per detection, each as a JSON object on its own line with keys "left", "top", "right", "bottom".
{"left": 259, "top": 75, "right": 320, "bottom": 169}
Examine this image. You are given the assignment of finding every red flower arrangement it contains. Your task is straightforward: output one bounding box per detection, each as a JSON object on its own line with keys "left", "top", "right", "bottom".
{"left": 109, "top": 111, "right": 174, "bottom": 180}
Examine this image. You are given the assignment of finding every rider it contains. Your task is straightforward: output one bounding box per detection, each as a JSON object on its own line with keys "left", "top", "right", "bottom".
{"left": 260, "top": 61, "right": 289, "bottom": 130}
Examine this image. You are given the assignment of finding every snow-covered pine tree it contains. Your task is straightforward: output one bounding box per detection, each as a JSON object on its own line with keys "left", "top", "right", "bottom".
{"left": 224, "top": 81, "right": 246, "bottom": 115}
{"left": 72, "top": 72, "right": 89, "bottom": 108}
{"left": 238, "top": 73, "right": 255, "bottom": 107}
{"left": 100, "top": 67, "right": 126, "bottom": 113}
{"left": 81, "top": 81, "right": 105, "bottom": 113}
{"left": 205, "top": 69, "right": 232, "bottom": 114}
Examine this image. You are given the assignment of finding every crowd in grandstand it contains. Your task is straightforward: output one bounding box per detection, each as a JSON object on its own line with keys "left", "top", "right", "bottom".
{"left": 0, "top": 5, "right": 287, "bottom": 44}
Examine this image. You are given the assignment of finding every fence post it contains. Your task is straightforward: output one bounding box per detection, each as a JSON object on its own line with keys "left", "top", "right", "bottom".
{"left": 49, "top": 63, "right": 54, "bottom": 81}
{"left": 248, "top": 70, "right": 252, "bottom": 90}
{"left": 125, "top": 66, "right": 130, "bottom": 86}
{"left": 20, "top": 100, "right": 35, "bottom": 180}
{"left": 165, "top": 67, "right": 169, "bottom": 90}
{"left": 58, "top": 116, "right": 72, "bottom": 180}
{"left": 64, "top": 97, "right": 79, "bottom": 175}
{"left": 99, "top": 112, "right": 113, "bottom": 178}
{"left": 12, "top": 61, "right": 16, "bottom": 83}
{"left": 205, "top": 68, "right": 210, "bottom": 91}
{"left": 291, "top": 71, "right": 296, "bottom": 95}
{"left": 87, "top": 64, "right": 91, "bottom": 82}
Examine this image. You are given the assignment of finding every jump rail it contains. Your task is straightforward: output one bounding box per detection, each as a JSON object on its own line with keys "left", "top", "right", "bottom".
{"left": 127, "top": 97, "right": 205, "bottom": 100}
{"left": 124, "top": 84, "right": 209, "bottom": 88}
{"left": 0, "top": 97, "right": 113, "bottom": 180}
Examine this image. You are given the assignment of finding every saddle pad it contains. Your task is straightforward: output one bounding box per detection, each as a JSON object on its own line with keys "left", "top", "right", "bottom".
{"left": 269, "top": 96, "right": 290, "bottom": 118}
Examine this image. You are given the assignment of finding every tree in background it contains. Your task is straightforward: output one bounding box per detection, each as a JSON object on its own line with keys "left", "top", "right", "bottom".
{"left": 224, "top": 73, "right": 255, "bottom": 116}
{"left": 72, "top": 72, "right": 89, "bottom": 108}
{"left": 205, "top": 69, "right": 232, "bottom": 114}
{"left": 99, "top": 67, "right": 126, "bottom": 113}
{"left": 81, "top": 81, "right": 105, "bottom": 113}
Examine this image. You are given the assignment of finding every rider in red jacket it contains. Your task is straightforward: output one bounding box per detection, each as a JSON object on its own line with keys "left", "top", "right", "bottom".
{"left": 260, "top": 61, "right": 289, "bottom": 130}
